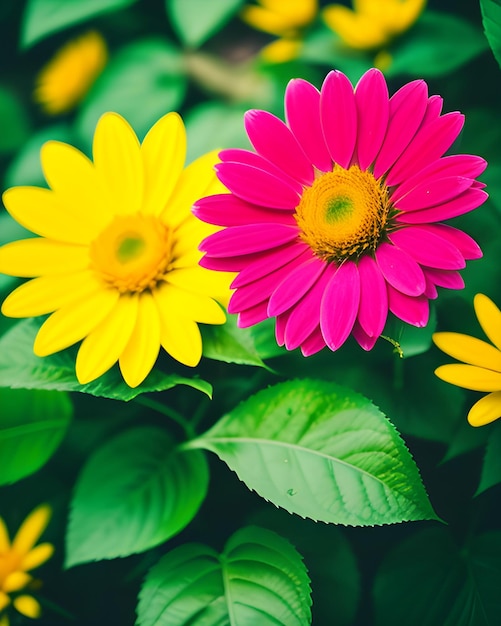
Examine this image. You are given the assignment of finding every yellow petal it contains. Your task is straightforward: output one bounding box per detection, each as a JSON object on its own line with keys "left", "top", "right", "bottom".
{"left": 154, "top": 283, "right": 226, "bottom": 325}
{"left": 474, "top": 293, "right": 501, "bottom": 352}
{"left": 0, "top": 592, "right": 10, "bottom": 613}
{"left": 12, "top": 595, "right": 41, "bottom": 619}
{"left": 20, "top": 543, "right": 54, "bottom": 571}
{"left": 261, "top": 38, "right": 302, "bottom": 63}
{"left": 75, "top": 293, "right": 139, "bottom": 384}
{"left": 34, "top": 286, "right": 119, "bottom": 356}
{"left": 322, "top": 6, "right": 387, "bottom": 49}
{"left": 171, "top": 218, "right": 216, "bottom": 264}
{"left": 119, "top": 292, "right": 160, "bottom": 387}
{"left": 141, "top": 112, "right": 186, "bottom": 216}
{"left": 1, "top": 271, "right": 102, "bottom": 318}
{"left": 3, "top": 572, "right": 32, "bottom": 593}
{"left": 0, "top": 515, "right": 10, "bottom": 552}
{"left": 432, "top": 332, "right": 501, "bottom": 372}
{"left": 154, "top": 294, "right": 202, "bottom": 367}
{"left": 92, "top": 113, "right": 143, "bottom": 215}
{"left": 167, "top": 266, "right": 233, "bottom": 308}
{"left": 0, "top": 239, "right": 89, "bottom": 278}
{"left": 12, "top": 505, "right": 51, "bottom": 556}
{"left": 434, "top": 364, "right": 501, "bottom": 392}
{"left": 241, "top": 5, "right": 293, "bottom": 35}
{"left": 468, "top": 391, "right": 501, "bottom": 427}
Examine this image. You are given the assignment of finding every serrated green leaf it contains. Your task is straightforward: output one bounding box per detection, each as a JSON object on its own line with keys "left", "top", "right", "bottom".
{"left": 187, "top": 379, "right": 438, "bottom": 526}
{"left": 476, "top": 421, "right": 501, "bottom": 495}
{"left": 166, "top": 0, "right": 244, "bottom": 48}
{"left": 0, "top": 387, "right": 72, "bottom": 484}
{"left": 75, "top": 38, "right": 186, "bottom": 150}
{"left": 374, "top": 527, "right": 501, "bottom": 626}
{"left": 136, "top": 525, "right": 312, "bottom": 626}
{"left": 0, "top": 86, "right": 31, "bottom": 153}
{"left": 481, "top": 0, "right": 501, "bottom": 69}
{"left": 20, "top": 0, "right": 138, "bottom": 48}
{"left": 66, "top": 427, "right": 208, "bottom": 567}
{"left": 0, "top": 318, "right": 212, "bottom": 400}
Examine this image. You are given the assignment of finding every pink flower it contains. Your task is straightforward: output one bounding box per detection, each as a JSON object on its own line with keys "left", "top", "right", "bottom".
{"left": 195, "top": 69, "right": 487, "bottom": 356}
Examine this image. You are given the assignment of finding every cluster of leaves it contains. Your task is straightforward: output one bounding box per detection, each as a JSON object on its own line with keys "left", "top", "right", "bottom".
{"left": 1, "top": 1, "right": 501, "bottom": 625}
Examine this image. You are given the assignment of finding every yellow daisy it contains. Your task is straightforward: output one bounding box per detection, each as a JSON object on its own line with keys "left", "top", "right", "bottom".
{"left": 0, "top": 505, "right": 54, "bottom": 626}
{"left": 323, "top": 0, "right": 426, "bottom": 50}
{"left": 0, "top": 112, "right": 232, "bottom": 388}
{"left": 433, "top": 294, "right": 501, "bottom": 427}
{"left": 34, "top": 31, "right": 107, "bottom": 115}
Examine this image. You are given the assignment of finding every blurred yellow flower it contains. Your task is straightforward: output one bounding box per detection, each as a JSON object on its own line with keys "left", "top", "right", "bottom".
{"left": 0, "top": 505, "right": 54, "bottom": 626}
{"left": 434, "top": 294, "right": 501, "bottom": 427}
{"left": 34, "top": 31, "right": 107, "bottom": 115}
{"left": 0, "top": 112, "right": 232, "bottom": 387}
{"left": 323, "top": 0, "right": 426, "bottom": 50}
{"left": 241, "top": 0, "right": 318, "bottom": 63}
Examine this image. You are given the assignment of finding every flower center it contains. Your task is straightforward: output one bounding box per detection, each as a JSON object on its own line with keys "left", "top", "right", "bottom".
{"left": 294, "top": 164, "right": 391, "bottom": 263}
{"left": 90, "top": 214, "right": 172, "bottom": 293}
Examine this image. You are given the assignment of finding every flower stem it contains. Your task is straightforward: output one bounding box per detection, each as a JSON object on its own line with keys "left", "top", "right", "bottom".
{"left": 134, "top": 396, "right": 196, "bottom": 439}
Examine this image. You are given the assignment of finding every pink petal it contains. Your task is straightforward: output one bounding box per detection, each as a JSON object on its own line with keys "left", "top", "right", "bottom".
{"left": 268, "top": 256, "right": 326, "bottom": 317}
{"left": 320, "top": 261, "right": 360, "bottom": 350}
{"left": 394, "top": 176, "right": 474, "bottom": 212}
{"left": 357, "top": 256, "right": 388, "bottom": 338}
{"left": 373, "top": 80, "right": 428, "bottom": 179}
{"left": 423, "top": 268, "right": 465, "bottom": 290}
{"left": 424, "top": 276, "right": 438, "bottom": 299}
{"left": 423, "top": 95, "right": 443, "bottom": 122}
{"left": 395, "top": 188, "right": 488, "bottom": 224}
{"left": 418, "top": 224, "right": 482, "bottom": 260}
{"left": 275, "top": 310, "right": 289, "bottom": 346}
{"left": 193, "top": 194, "right": 297, "bottom": 226}
{"left": 215, "top": 162, "right": 300, "bottom": 209}
{"left": 232, "top": 242, "right": 309, "bottom": 288}
{"left": 388, "top": 287, "right": 429, "bottom": 327}
{"left": 237, "top": 301, "right": 269, "bottom": 327}
{"left": 354, "top": 68, "right": 389, "bottom": 171}
{"left": 352, "top": 321, "right": 379, "bottom": 351}
{"left": 300, "top": 325, "right": 327, "bottom": 356}
{"left": 389, "top": 226, "right": 465, "bottom": 270}
{"left": 199, "top": 255, "right": 248, "bottom": 272}
{"left": 244, "top": 110, "right": 314, "bottom": 185}
{"left": 320, "top": 70, "right": 357, "bottom": 169}
{"left": 220, "top": 148, "right": 301, "bottom": 192}
{"left": 199, "top": 223, "right": 299, "bottom": 257}
{"left": 375, "top": 242, "right": 426, "bottom": 296}
{"left": 285, "top": 78, "right": 332, "bottom": 172}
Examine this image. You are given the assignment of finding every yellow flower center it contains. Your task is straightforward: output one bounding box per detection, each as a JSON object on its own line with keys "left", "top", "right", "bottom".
{"left": 90, "top": 214, "right": 172, "bottom": 293}
{"left": 294, "top": 164, "right": 391, "bottom": 263}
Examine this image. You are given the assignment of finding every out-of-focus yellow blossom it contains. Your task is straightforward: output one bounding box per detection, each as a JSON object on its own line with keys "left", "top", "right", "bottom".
{"left": 434, "top": 294, "right": 501, "bottom": 427}
{"left": 241, "top": 0, "right": 318, "bottom": 63}
{"left": 34, "top": 31, "right": 107, "bottom": 115}
{"left": 0, "top": 505, "right": 54, "bottom": 626}
{"left": 323, "top": 0, "right": 426, "bottom": 50}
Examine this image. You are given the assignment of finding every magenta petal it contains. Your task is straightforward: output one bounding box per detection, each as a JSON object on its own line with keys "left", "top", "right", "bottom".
{"left": 237, "top": 301, "right": 269, "bottom": 328}
{"left": 275, "top": 310, "right": 290, "bottom": 346}
{"left": 244, "top": 110, "right": 314, "bottom": 185}
{"left": 320, "top": 261, "right": 360, "bottom": 350}
{"left": 232, "top": 242, "right": 309, "bottom": 288}
{"left": 373, "top": 80, "right": 428, "bottom": 179}
{"left": 268, "top": 256, "right": 326, "bottom": 316}
{"left": 418, "top": 224, "right": 482, "bottom": 260}
{"left": 357, "top": 256, "right": 388, "bottom": 338}
{"left": 395, "top": 187, "right": 488, "bottom": 224}
{"left": 320, "top": 70, "right": 357, "bottom": 169}
{"left": 388, "top": 287, "right": 429, "bottom": 327}
{"left": 200, "top": 223, "right": 299, "bottom": 257}
{"left": 352, "top": 321, "right": 379, "bottom": 351}
{"left": 394, "top": 176, "right": 473, "bottom": 212}
{"left": 285, "top": 78, "right": 332, "bottom": 172}
{"left": 389, "top": 227, "right": 465, "bottom": 270}
{"left": 423, "top": 95, "right": 443, "bottom": 123}
{"left": 375, "top": 242, "right": 425, "bottom": 296}
{"left": 193, "top": 194, "right": 297, "bottom": 226}
{"left": 354, "top": 68, "right": 389, "bottom": 171}
{"left": 423, "top": 268, "right": 465, "bottom": 290}
{"left": 199, "top": 255, "right": 247, "bottom": 272}
{"left": 301, "top": 325, "right": 327, "bottom": 356}
{"left": 215, "top": 162, "right": 300, "bottom": 209}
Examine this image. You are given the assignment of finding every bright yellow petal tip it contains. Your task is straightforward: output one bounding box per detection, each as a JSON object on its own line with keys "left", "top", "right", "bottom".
{"left": 242, "top": 0, "right": 318, "bottom": 36}
{"left": 12, "top": 595, "right": 41, "bottom": 619}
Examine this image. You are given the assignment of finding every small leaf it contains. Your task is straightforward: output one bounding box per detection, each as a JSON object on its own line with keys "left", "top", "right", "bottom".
{"left": 481, "top": 0, "right": 501, "bottom": 70}
{"left": 0, "top": 387, "right": 72, "bottom": 484}
{"left": 21, "top": 0, "right": 138, "bottom": 48}
{"left": 476, "top": 421, "right": 501, "bottom": 495}
{"left": 166, "top": 0, "right": 244, "bottom": 48}
{"left": 187, "top": 379, "right": 438, "bottom": 526}
{"left": 136, "top": 525, "right": 312, "bottom": 626}
{"left": 0, "top": 318, "right": 212, "bottom": 400}
{"left": 66, "top": 427, "right": 208, "bottom": 567}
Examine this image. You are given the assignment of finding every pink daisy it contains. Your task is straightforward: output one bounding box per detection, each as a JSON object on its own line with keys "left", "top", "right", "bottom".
{"left": 195, "top": 69, "right": 487, "bottom": 356}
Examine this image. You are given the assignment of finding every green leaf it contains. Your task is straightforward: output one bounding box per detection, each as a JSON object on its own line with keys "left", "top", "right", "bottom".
{"left": 66, "top": 427, "right": 209, "bottom": 567}
{"left": 75, "top": 38, "right": 186, "bottom": 150}
{"left": 21, "top": 0, "right": 138, "bottom": 48}
{"left": 481, "top": 0, "right": 501, "bottom": 70}
{"left": 187, "top": 379, "right": 438, "bottom": 526}
{"left": 0, "top": 387, "right": 72, "bottom": 485}
{"left": 0, "top": 318, "right": 212, "bottom": 400}
{"left": 166, "top": 0, "right": 244, "bottom": 48}
{"left": 386, "top": 11, "right": 488, "bottom": 78}
{"left": 0, "top": 86, "right": 31, "bottom": 153}
{"left": 136, "top": 525, "right": 312, "bottom": 626}
{"left": 374, "top": 527, "right": 501, "bottom": 626}
{"left": 476, "top": 421, "right": 501, "bottom": 495}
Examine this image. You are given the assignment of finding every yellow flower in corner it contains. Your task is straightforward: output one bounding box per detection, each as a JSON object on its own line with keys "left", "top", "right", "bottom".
{"left": 0, "top": 112, "right": 232, "bottom": 387}
{"left": 433, "top": 294, "right": 501, "bottom": 427}
{"left": 34, "top": 31, "right": 107, "bottom": 115}
{"left": 0, "top": 505, "right": 54, "bottom": 626}
{"left": 323, "top": 0, "right": 426, "bottom": 50}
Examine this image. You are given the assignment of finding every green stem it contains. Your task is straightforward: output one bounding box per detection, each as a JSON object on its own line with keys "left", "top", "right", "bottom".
{"left": 134, "top": 396, "right": 196, "bottom": 439}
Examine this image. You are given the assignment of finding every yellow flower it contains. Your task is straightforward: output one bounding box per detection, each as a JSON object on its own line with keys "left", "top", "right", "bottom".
{"left": 34, "top": 31, "right": 107, "bottom": 115}
{"left": 433, "top": 294, "right": 501, "bottom": 427}
{"left": 0, "top": 112, "right": 232, "bottom": 387}
{"left": 323, "top": 0, "right": 426, "bottom": 50}
{"left": 0, "top": 505, "right": 54, "bottom": 626}
{"left": 241, "top": 0, "right": 318, "bottom": 63}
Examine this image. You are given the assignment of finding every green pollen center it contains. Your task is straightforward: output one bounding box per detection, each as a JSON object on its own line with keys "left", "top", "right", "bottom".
{"left": 325, "top": 196, "right": 353, "bottom": 223}
{"left": 117, "top": 236, "right": 145, "bottom": 263}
